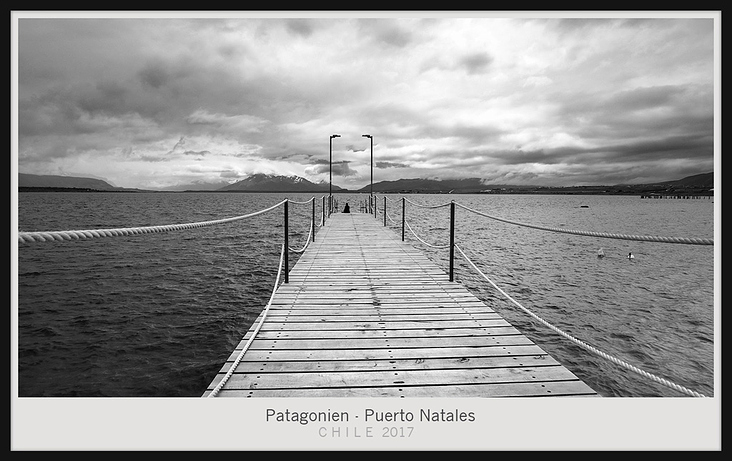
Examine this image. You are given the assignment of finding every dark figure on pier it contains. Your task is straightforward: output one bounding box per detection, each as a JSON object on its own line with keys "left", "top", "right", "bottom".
{"left": 343, "top": 203, "right": 350, "bottom": 213}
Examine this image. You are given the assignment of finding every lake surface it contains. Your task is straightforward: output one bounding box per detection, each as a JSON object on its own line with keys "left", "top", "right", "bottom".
{"left": 14, "top": 192, "right": 716, "bottom": 397}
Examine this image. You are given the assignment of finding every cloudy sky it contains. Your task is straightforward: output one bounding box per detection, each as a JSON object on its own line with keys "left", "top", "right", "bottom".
{"left": 12, "top": 11, "right": 719, "bottom": 190}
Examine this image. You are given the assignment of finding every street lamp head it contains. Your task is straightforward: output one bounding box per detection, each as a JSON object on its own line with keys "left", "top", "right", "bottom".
{"left": 331, "top": 134, "right": 341, "bottom": 139}
{"left": 362, "top": 134, "right": 372, "bottom": 138}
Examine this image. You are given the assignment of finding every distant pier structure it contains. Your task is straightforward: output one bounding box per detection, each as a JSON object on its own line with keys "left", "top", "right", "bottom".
{"left": 640, "top": 193, "right": 712, "bottom": 199}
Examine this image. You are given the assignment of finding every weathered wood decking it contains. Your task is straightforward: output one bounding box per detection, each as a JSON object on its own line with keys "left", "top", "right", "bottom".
{"left": 203, "top": 211, "right": 598, "bottom": 397}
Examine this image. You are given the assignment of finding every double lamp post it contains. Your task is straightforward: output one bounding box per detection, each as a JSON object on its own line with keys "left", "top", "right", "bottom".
{"left": 329, "top": 133, "right": 373, "bottom": 214}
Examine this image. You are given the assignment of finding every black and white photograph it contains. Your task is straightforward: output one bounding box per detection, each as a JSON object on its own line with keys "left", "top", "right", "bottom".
{"left": 11, "top": 10, "right": 719, "bottom": 451}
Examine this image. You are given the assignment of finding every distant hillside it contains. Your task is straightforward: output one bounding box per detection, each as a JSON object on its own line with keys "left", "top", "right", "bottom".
{"left": 358, "top": 172, "right": 714, "bottom": 194}
{"left": 358, "top": 172, "right": 714, "bottom": 195}
{"left": 218, "top": 173, "right": 344, "bottom": 192}
{"left": 356, "top": 178, "right": 486, "bottom": 194}
{"left": 657, "top": 172, "right": 713, "bottom": 188}
{"left": 161, "top": 180, "right": 233, "bottom": 191}
{"left": 19, "top": 173, "right": 117, "bottom": 190}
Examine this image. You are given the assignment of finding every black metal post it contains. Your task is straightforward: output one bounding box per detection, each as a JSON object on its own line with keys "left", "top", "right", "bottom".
{"left": 322, "top": 195, "right": 326, "bottom": 225}
{"left": 329, "top": 138, "right": 332, "bottom": 215}
{"left": 370, "top": 136, "right": 373, "bottom": 205}
{"left": 329, "top": 134, "right": 340, "bottom": 217}
{"left": 284, "top": 199, "right": 289, "bottom": 283}
{"left": 311, "top": 198, "right": 315, "bottom": 242}
{"left": 362, "top": 134, "right": 373, "bottom": 215}
{"left": 383, "top": 196, "right": 387, "bottom": 226}
{"left": 449, "top": 201, "right": 455, "bottom": 282}
{"left": 401, "top": 197, "right": 405, "bottom": 241}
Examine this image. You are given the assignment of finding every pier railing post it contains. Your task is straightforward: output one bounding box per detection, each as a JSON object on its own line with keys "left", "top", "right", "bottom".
{"left": 401, "top": 197, "right": 405, "bottom": 241}
{"left": 383, "top": 196, "right": 387, "bottom": 226}
{"left": 311, "top": 197, "right": 315, "bottom": 242}
{"left": 322, "top": 196, "right": 326, "bottom": 225}
{"left": 284, "top": 199, "right": 289, "bottom": 284}
{"left": 449, "top": 201, "right": 455, "bottom": 282}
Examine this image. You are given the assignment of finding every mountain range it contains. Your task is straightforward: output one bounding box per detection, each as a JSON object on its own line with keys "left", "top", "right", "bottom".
{"left": 17, "top": 171, "right": 714, "bottom": 195}
{"left": 217, "top": 173, "right": 344, "bottom": 192}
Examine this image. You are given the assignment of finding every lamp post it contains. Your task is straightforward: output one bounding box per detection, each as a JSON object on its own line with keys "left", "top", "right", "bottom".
{"left": 362, "top": 134, "right": 373, "bottom": 213}
{"left": 329, "top": 134, "right": 340, "bottom": 215}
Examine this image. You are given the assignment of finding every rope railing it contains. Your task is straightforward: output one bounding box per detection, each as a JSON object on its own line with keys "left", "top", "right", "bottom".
{"left": 404, "top": 197, "right": 452, "bottom": 209}
{"left": 454, "top": 243, "right": 707, "bottom": 398}
{"left": 18, "top": 196, "right": 327, "bottom": 283}
{"left": 404, "top": 219, "right": 450, "bottom": 249}
{"left": 287, "top": 197, "right": 315, "bottom": 206}
{"left": 207, "top": 242, "right": 287, "bottom": 397}
{"left": 380, "top": 194, "right": 712, "bottom": 397}
{"left": 384, "top": 208, "right": 398, "bottom": 226}
{"left": 288, "top": 196, "right": 317, "bottom": 254}
{"left": 288, "top": 220, "right": 313, "bottom": 254}
{"left": 454, "top": 202, "right": 713, "bottom": 246}
{"left": 17, "top": 200, "right": 288, "bottom": 243}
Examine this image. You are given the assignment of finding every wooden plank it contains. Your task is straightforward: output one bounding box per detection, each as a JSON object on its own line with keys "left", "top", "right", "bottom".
{"left": 240, "top": 327, "right": 521, "bottom": 340}
{"left": 225, "top": 355, "right": 562, "bottom": 373}
{"left": 213, "top": 364, "right": 583, "bottom": 389}
{"left": 222, "top": 344, "right": 555, "bottom": 362}
{"left": 255, "top": 318, "right": 508, "bottom": 328}
{"left": 203, "top": 212, "right": 598, "bottom": 398}
{"left": 204, "top": 381, "right": 596, "bottom": 398}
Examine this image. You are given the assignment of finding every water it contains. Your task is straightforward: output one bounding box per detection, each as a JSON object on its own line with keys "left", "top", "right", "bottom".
{"left": 14, "top": 192, "right": 716, "bottom": 398}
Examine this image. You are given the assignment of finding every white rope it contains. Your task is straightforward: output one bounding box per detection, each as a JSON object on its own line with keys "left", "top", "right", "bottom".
{"left": 403, "top": 197, "right": 452, "bottom": 209}
{"left": 372, "top": 196, "right": 399, "bottom": 225}
{"left": 287, "top": 197, "right": 315, "bottom": 205}
{"left": 288, "top": 223, "right": 313, "bottom": 253}
{"left": 385, "top": 210, "right": 397, "bottom": 225}
{"left": 207, "top": 243, "right": 286, "bottom": 397}
{"left": 404, "top": 219, "right": 450, "bottom": 249}
{"left": 454, "top": 243, "right": 707, "bottom": 398}
{"left": 18, "top": 200, "right": 288, "bottom": 244}
{"left": 455, "top": 202, "right": 713, "bottom": 246}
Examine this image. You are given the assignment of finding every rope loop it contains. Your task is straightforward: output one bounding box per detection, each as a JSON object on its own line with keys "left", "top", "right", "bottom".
{"left": 207, "top": 243, "right": 286, "bottom": 397}
{"left": 403, "top": 197, "right": 452, "bottom": 209}
{"left": 287, "top": 197, "right": 315, "bottom": 205}
{"left": 288, "top": 222, "right": 313, "bottom": 253}
{"left": 404, "top": 218, "right": 450, "bottom": 249}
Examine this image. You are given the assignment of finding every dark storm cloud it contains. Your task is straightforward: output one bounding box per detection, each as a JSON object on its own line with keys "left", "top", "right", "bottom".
{"left": 285, "top": 19, "right": 315, "bottom": 37}
{"left": 376, "top": 161, "right": 409, "bottom": 169}
{"left": 138, "top": 61, "right": 172, "bottom": 89}
{"left": 358, "top": 18, "right": 414, "bottom": 48}
{"left": 306, "top": 160, "right": 358, "bottom": 177}
{"left": 494, "top": 125, "right": 713, "bottom": 167}
{"left": 552, "top": 83, "right": 714, "bottom": 153}
{"left": 458, "top": 52, "right": 493, "bottom": 74}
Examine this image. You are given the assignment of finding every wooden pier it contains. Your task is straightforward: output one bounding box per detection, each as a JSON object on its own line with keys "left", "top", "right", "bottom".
{"left": 203, "top": 212, "right": 598, "bottom": 398}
